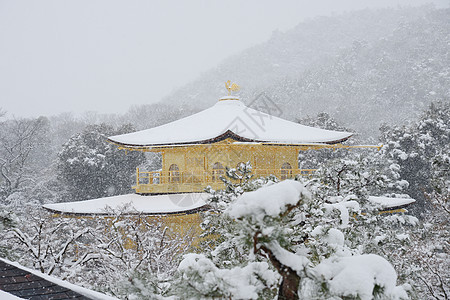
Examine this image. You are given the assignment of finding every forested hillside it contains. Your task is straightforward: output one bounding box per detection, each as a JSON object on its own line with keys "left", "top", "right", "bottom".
{"left": 161, "top": 6, "right": 450, "bottom": 138}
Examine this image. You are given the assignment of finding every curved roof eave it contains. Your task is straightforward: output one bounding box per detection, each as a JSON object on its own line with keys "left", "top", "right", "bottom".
{"left": 107, "top": 130, "right": 353, "bottom": 149}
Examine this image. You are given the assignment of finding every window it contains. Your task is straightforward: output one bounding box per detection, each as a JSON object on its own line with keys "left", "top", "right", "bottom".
{"left": 212, "top": 162, "right": 225, "bottom": 182}
{"left": 280, "top": 162, "right": 292, "bottom": 180}
{"left": 169, "top": 164, "right": 180, "bottom": 183}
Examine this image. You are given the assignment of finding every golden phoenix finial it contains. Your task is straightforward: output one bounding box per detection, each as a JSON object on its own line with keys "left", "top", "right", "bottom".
{"left": 225, "top": 80, "right": 240, "bottom": 95}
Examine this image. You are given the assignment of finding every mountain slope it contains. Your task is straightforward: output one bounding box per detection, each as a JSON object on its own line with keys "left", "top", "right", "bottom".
{"left": 160, "top": 6, "right": 450, "bottom": 139}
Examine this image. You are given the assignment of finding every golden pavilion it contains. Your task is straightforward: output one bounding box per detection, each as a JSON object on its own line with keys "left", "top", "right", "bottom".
{"left": 107, "top": 82, "right": 355, "bottom": 195}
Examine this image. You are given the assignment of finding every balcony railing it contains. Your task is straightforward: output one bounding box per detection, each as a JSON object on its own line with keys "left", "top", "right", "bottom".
{"left": 134, "top": 168, "right": 316, "bottom": 194}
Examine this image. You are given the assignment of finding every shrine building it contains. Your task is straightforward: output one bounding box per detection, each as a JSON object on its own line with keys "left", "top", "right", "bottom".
{"left": 107, "top": 82, "right": 364, "bottom": 195}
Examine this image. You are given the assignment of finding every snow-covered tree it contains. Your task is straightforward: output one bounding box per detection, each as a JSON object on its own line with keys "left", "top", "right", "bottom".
{"left": 85, "top": 208, "right": 197, "bottom": 298}
{"left": 390, "top": 165, "right": 449, "bottom": 300}
{"left": 380, "top": 101, "right": 450, "bottom": 212}
{"left": 199, "top": 162, "right": 279, "bottom": 267}
{"left": 176, "top": 177, "right": 410, "bottom": 299}
{"left": 311, "top": 151, "right": 408, "bottom": 199}
{"left": 7, "top": 208, "right": 93, "bottom": 277}
{"left": 0, "top": 210, "right": 17, "bottom": 257}
{"left": 298, "top": 112, "right": 352, "bottom": 133}
{"left": 173, "top": 162, "right": 414, "bottom": 299}
{"left": 296, "top": 112, "right": 361, "bottom": 170}
{"left": 0, "top": 116, "right": 50, "bottom": 200}
{"left": 57, "top": 123, "right": 145, "bottom": 201}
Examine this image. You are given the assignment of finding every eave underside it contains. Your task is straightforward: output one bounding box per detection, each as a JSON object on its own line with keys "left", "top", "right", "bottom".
{"left": 107, "top": 130, "right": 355, "bottom": 151}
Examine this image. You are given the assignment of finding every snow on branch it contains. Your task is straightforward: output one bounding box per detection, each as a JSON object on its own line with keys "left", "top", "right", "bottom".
{"left": 313, "top": 254, "right": 408, "bottom": 300}
{"left": 227, "top": 180, "right": 311, "bottom": 221}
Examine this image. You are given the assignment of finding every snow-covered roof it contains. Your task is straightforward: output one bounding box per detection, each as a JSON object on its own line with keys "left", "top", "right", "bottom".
{"left": 108, "top": 97, "right": 352, "bottom": 147}
{"left": 368, "top": 196, "right": 415, "bottom": 209}
{"left": 43, "top": 193, "right": 209, "bottom": 215}
{"left": 42, "top": 192, "right": 414, "bottom": 216}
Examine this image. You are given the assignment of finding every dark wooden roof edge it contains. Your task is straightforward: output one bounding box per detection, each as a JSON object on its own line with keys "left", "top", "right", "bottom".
{"left": 379, "top": 203, "right": 415, "bottom": 211}
{"left": 324, "top": 134, "right": 353, "bottom": 144}
{"left": 0, "top": 258, "right": 92, "bottom": 299}
{"left": 107, "top": 130, "right": 353, "bottom": 149}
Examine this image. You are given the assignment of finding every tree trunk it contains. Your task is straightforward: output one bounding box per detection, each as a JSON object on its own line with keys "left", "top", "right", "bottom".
{"left": 259, "top": 244, "right": 301, "bottom": 300}
{"left": 278, "top": 269, "right": 300, "bottom": 300}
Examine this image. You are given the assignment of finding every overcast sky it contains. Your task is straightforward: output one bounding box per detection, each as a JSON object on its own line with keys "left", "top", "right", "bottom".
{"left": 0, "top": 0, "right": 448, "bottom": 118}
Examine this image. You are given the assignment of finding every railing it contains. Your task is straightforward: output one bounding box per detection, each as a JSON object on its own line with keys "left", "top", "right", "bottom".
{"left": 136, "top": 170, "right": 212, "bottom": 185}
{"left": 134, "top": 168, "right": 317, "bottom": 194}
{"left": 253, "top": 168, "right": 316, "bottom": 178}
